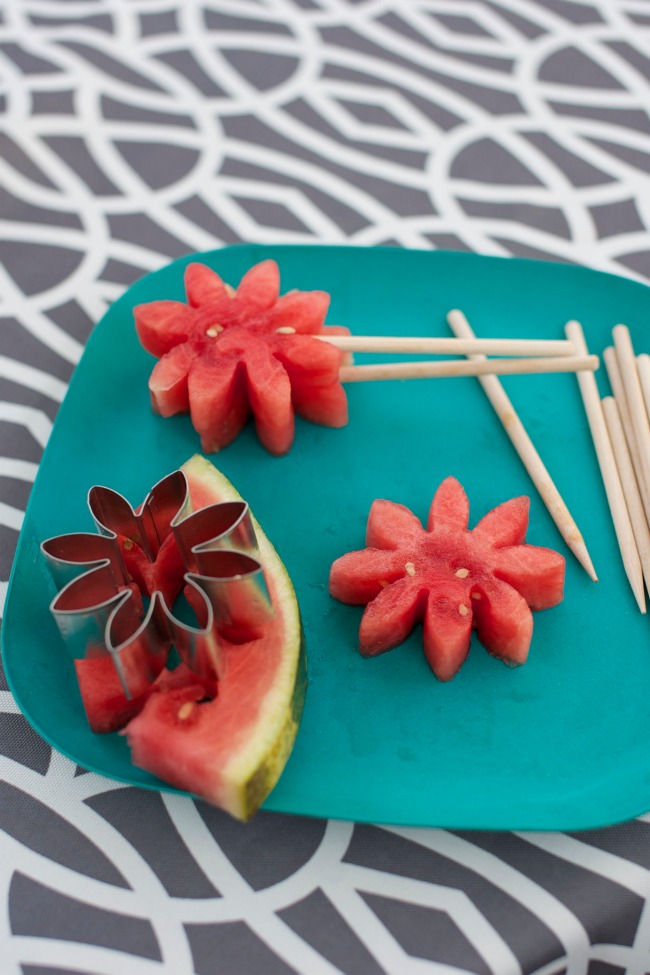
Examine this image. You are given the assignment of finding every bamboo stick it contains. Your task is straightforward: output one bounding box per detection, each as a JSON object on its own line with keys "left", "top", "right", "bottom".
{"left": 612, "top": 325, "right": 650, "bottom": 508}
{"left": 445, "top": 309, "right": 597, "bottom": 581}
{"left": 636, "top": 353, "right": 650, "bottom": 426}
{"left": 603, "top": 346, "right": 650, "bottom": 522}
{"left": 339, "top": 355, "right": 597, "bottom": 383}
{"left": 319, "top": 334, "right": 575, "bottom": 357}
{"left": 565, "top": 320, "right": 644, "bottom": 611}
{"left": 602, "top": 396, "right": 650, "bottom": 597}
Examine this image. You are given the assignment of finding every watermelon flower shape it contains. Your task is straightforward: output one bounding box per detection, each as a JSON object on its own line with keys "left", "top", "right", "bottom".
{"left": 329, "top": 477, "right": 565, "bottom": 680}
{"left": 134, "top": 259, "right": 350, "bottom": 455}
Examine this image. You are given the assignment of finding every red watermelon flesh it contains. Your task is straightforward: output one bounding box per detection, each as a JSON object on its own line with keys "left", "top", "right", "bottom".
{"left": 77, "top": 657, "right": 216, "bottom": 736}
{"left": 75, "top": 655, "right": 151, "bottom": 734}
{"left": 124, "top": 455, "right": 305, "bottom": 821}
{"left": 136, "top": 260, "right": 349, "bottom": 455}
{"left": 330, "top": 477, "right": 565, "bottom": 681}
{"left": 74, "top": 535, "right": 186, "bottom": 733}
{"left": 118, "top": 531, "right": 185, "bottom": 607}
{"left": 69, "top": 456, "right": 304, "bottom": 820}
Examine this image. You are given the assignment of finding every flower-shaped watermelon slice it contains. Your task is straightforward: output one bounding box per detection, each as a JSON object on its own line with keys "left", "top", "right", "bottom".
{"left": 329, "top": 477, "right": 565, "bottom": 680}
{"left": 134, "top": 259, "right": 350, "bottom": 455}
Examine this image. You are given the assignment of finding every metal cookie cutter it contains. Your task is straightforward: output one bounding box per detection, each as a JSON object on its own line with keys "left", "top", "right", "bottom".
{"left": 41, "top": 470, "right": 273, "bottom": 700}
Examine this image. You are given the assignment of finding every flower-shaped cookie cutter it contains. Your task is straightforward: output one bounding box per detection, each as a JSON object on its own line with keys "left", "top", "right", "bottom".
{"left": 41, "top": 470, "right": 273, "bottom": 700}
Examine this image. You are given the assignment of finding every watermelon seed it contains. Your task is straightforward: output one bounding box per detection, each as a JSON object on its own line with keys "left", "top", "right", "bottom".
{"left": 455, "top": 567, "right": 469, "bottom": 578}
{"left": 224, "top": 283, "right": 236, "bottom": 297}
{"left": 275, "top": 326, "right": 296, "bottom": 334}
{"left": 404, "top": 562, "right": 416, "bottom": 576}
{"left": 471, "top": 592, "right": 482, "bottom": 601}
{"left": 177, "top": 702, "right": 195, "bottom": 721}
{"left": 206, "top": 325, "right": 223, "bottom": 337}
{"left": 458, "top": 603, "right": 469, "bottom": 616}
{"left": 378, "top": 578, "right": 389, "bottom": 588}
{"left": 123, "top": 539, "right": 134, "bottom": 550}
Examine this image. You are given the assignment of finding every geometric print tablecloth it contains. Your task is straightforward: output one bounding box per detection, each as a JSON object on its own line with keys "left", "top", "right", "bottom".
{"left": 2, "top": 2, "right": 650, "bottom": 972}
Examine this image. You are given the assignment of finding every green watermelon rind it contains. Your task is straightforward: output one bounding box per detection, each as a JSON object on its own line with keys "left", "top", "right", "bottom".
{"left": 179, "top": 454, "right": 306, "bottom": 820}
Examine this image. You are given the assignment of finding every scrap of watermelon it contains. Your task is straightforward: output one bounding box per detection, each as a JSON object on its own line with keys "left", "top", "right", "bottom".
{"left": 75, "top": 655, "right": 150, "bottom": 734}
{"left": 77, "top": 658, "right": 215, "bottom": 736}
{"left": 329, "top": 477, "right": 565, "bottom": 680}
{"left": 74, "top": 582, "right": 150, "bottom": 733}
{"left": 125, "top": 455, "right": 305, "bottom": 821}
{"left": 68, "top": 456, "right": 305, "bottom": 821}
{"left": 135, "top": 260, "right": 349, "bottom": 455}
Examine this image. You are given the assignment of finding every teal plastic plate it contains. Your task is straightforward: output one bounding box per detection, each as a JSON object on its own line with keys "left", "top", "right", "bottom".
{"left": 4, "top": 245, "right": 650, "bottom": 830}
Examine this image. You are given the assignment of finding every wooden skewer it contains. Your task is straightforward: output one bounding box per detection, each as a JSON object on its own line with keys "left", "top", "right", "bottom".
{"left": 602, "top": 396, "right": 650, "bottom": 597}
{"left": 612, "top": 325, "right": 650, "bottom": 506}
{"left": 319, "top": 334, "right": 576, "bottom": 357}
{"left": 636, "top": 353, "right": 650, "bottom": 425}
{"left": 565, "top": 320, "right": 644, "bottom": 610}
{"left": 603, "top": 347, "right": 650, "bottom": 521}
{"left": 339, "top": 355, "right": 597, "bottom": 383}
{"left": 446, "top": 309, "right": 597, "bottom": 581}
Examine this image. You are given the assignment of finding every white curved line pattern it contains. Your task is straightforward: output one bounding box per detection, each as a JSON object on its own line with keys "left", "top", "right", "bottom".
{"left": 2, "top": 1, "right": 650, "bottom": 972}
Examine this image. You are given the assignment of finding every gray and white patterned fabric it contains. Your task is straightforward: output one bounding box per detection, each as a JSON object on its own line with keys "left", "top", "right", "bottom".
{"left": 2, "top": 1, "right": 650, "bottom": 973}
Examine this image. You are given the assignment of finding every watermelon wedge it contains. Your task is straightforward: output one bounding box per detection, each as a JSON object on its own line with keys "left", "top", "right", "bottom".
{"left": 134, "top": 260, "right": 350, "bottom": 455}
{"left": 124, "top": 455, "right": 306, "bottom": 820}
{"left": 330, "top": 477, "right": 565, "bottom": 680}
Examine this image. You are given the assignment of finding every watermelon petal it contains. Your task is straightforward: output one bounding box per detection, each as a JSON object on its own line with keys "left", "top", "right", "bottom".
{"left": 291, "top": 380, "right": 348, "bottom": 427}
{"left": 185, "top": 263, "right": 229, "bottom": 308}
{"left": 270, "top": 290, "right": 330, "bottom": 333}
{"left": 366, "top": 499, "right": 423, "bottom": 550}
{"left": 329, "top": 548, "right": 408, "bottom": 603}
{"left": 319, "top": 325, "right": 351, "bottom": 337}
{"left": 244, "top": 345, "right": 294, "bottom": 455}
{"left": 472, "top": 579, "right": 533, "bottom": 665}
{"left": 427, "top": 477, "right": 470, "bottom": 532}
{"left": 473, "top": 496, "right": 530, "bottom": 548}
{"left": 236, "top": 259, "right": 280, "bottom": 311}
{"left": 359, "top": 577, "right": 426, "bottom": 656}
{"left": 492, "top": 545, "right": 565, "bottom": 610}
{"left": 134, "top": 300, "right": 194, "bottom": 358}
{"left": 149, "top": 343, "right": 192, "bottom": 416}
{"left": 274, "top": 334, "right": 343, "bottom": 386}
{"left": 423, "top": 587, "right": 473, "bottom": 681}
{"left": 319, "top": 324, "right": 353, "bottom": 366}
{"left": 188, "top": 356, "right": 249, "bottom": 453}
